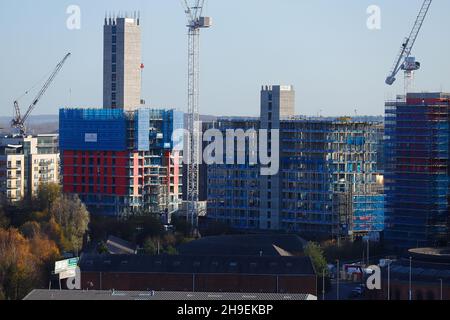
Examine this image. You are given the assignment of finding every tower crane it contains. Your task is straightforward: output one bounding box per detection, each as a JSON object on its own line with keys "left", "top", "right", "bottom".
{"left": 180, "top": 0, "right": 211, "bottom": 231}
{"left": 11, "top": 52, "right": 71, "bottom": 136}
{"left": 385, "top": 0, "right": 432, "bottom": 92}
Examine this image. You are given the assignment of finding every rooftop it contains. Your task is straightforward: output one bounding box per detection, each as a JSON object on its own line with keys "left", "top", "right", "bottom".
{"left": 79, "top": 253, "right": 316, "bottom": 276}
{"left": 177, "top": 234, "right": 306, "bottom": 257}
{"left": 24, "top": 290, "right": 317, "bottom": 301}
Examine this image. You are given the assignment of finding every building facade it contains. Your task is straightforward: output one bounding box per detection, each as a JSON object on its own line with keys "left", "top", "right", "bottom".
{"left": 78, "top": 254, "right": 317, "bottom": 296}
{"left": 385, "top": 92, "right": 450, "bottom": 249}
{"left": 0, "top": 134, "right": 60, "bottom": 201}
{"left": 0, "top": 145, "right": 25, "bottom": 202}
{"left": 207, "top": 85, "right": 384, "bottom": 240}
{"left": 59, "top": 108, "right": 183, "bottom": 218}
{"left": 103, "top": 15, "right": 142, "bottom": 110}
{"left": 280, "top": 119, "right": 383, "bottom": 239}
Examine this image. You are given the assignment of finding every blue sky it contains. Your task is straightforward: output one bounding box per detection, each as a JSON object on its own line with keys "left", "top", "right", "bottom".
{"left": 1, "top": 0, "right": 449, "bottom": 117}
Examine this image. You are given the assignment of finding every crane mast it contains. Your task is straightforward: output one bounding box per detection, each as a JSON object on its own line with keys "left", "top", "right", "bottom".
{"left": 180, "top": 0, "right": 211, "bottom": 231}
{"left": 385, "top": 0, "right": 432, "bottom": 91}
{"left": 12, "top": 52, "right": 71, "bottom": 136}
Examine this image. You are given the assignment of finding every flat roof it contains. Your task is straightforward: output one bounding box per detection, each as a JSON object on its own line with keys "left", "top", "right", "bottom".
{"left": 79, "top": 254, "right": 316, "bottom": 276}
{"left": 24, "top": 290, "right": 317, "bottom": 301}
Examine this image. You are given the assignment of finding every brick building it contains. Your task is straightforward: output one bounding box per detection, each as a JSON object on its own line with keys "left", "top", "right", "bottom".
{"left": 78, "top": 254, "right": 317, "bottom": 295}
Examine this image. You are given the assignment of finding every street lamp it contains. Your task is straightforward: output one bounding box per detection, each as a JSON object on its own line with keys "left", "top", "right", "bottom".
{"left": 387, "top": 261, "right": 391, "bottom": 301}
{"left": 322, "top": 269, "right": 326, "bottom": 301}
{"left": 336, "top": 259, "right": 340, "bottom": 301}
{"left": 439, "top": 279, "right": 443, "bottom": 301}
{"left": 409, "top": 256, "right": 412, "bottom": 301}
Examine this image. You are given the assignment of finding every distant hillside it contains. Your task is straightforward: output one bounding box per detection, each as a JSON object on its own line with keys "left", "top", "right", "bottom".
{"left": 0, "top": 115, "right": 59, "bottom": 135}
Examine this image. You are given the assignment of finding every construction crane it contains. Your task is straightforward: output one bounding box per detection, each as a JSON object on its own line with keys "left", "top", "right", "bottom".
{"left": 180, "top": 0, "right": 211, "bottom": 231}
{"left": 11, "top": 52, "right": 71, "bottom": 136}
{"left": 385, "top": 0, "right": 432, "bottom": 92}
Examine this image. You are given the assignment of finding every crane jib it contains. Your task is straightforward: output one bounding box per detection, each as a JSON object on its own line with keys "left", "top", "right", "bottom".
{"left": 385, "top": 0, "right": 432, "bottom": 86}
{"left": 11, "top": 53, "right": 71, "bottom": 136}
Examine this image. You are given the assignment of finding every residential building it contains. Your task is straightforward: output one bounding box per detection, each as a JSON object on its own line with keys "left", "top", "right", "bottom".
{"left": 59, "top": 108, "right": 184, "bottom": 218}
{"left": 207, "top": 86, "right": 384, "bottom": 240}
{"left": 0, "top": 145, "right": 25, "bottom": 202}
{"left": 385, "top": 92, "right": 450, "bottom": 249}
{"left": 0, "top": 134, "right": 60, "bottom": 201}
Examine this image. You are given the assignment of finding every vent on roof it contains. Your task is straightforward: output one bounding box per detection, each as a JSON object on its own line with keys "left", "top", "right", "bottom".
{"left": 286, "top": 262, "right": 293, "bottom": 268}
{"left": 121, "top": 260, "right": 128, "bottom": 265}
{"left": 193, "top": 262, "right": 201, "bottom": 267}
{"left": 173, "top": 261, "right": 181, "bottom": 267}
{"left": 155, "top": 260, "right": 162, "bottom": 265}
{"left": 212, "top": 261, "right": 219, "bottom": 267}
{"left": 229, "top": 262, "right": 238, "bottom": 267}
{"left": 104, "top": 260, "right": 111, "bottom": 265}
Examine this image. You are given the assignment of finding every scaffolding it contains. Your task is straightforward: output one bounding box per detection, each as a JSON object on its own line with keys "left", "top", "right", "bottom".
{"left": 385, "top": 93, "right": 450, "bottom": 248}
{"left": 280, "top": 119, "right": 384, "bottom": 239}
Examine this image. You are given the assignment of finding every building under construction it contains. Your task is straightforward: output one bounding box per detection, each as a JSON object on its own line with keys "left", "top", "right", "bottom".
{"left": 385, "top": 92, "right": 450, "bottom": 249}
{"left": 280, "top": 118, "right": 384, "bottom": 239}
{"left": 59, "top": 108, "right": 184, "bottom": 219}
{"left": 207, "top": 86, "right": 384, "bottom": 240}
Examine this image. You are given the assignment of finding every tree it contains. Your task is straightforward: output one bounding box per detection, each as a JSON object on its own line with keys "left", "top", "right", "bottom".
{"left": 0, "top": 207, "right": 10, "bottom": 229}
{"left": 143, "top": 238, "right": 158, "bottom": 255}
{"left": 172, "top": 216, "right": 192, "bottom": 237}
{"left": 0, "top": 228, "right": 39, "bottom": 300}
{"left": 96, "top": 241, "right": 108, "bottom": 255}
{"left": 165, "top": 246, "right": 178, "bottom": 256}
{"left": 36, "top": 183, "right": 61, "bottom": 212}
{"left": 50, "top": 195, "right": 90, "bottom": 254}
{"left": 304, "top": 242, "right": 328, "bottom": 276}
{"left": 20, "top": 221, "right": 41, "bottom": 239}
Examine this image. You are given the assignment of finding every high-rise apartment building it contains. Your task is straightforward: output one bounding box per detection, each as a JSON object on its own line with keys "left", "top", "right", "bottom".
{"left": 103, "top": 15, "right": 142, "bottom": 110}
{"left": 207, "top": 86, "right": 384, "bottom": 240}
{"left": 260, "top": 85, "right": 295, "bottom": 230}
{"left": 59, "top": 108, "right": 184, "bottom": 218}
{"left": 385, "top": 92, "right": 450, "bottom": 249}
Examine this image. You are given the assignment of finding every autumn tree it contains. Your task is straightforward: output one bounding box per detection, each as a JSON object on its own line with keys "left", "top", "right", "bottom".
{"left": 50, "top": 195, "right": 90, "bottom": 254}
{"left": 0, "top": 228, "right": 39, "bottom": 300}
{"left": 0, "top": 206, "right": 10, "bottom": 229}
{"left": 20, "top": 221, "right": 41, "bottom": 239}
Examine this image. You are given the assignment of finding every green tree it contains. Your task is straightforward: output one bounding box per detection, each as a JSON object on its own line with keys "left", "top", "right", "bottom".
{"left": 97, "top": 241, "right": 109, "bottom": 254}
{"left": 143, "top": 238, "right": 158, "bottom": 255}
{"left": 165, "top": 246, "right": 178, "bottom": 256}
{"left": 36, "top": 183, "right": 61, "bottom": 212}
{"left": 304, "top": 242, "right": 328, "bottom": 275}
{"left": 50, "top": 195, "right": 90, "bottom": 254}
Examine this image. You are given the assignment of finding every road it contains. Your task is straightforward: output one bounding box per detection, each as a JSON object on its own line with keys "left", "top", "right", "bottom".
{"left": 322, "top": 280, "right": 365, "bottom": 301}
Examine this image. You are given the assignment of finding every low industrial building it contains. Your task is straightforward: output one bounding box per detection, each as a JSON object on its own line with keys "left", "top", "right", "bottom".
{"left": 367, "top": 247, "right": 450, "bottom": 300}
{"left": 177, "top": 234, "right": 306, "bottom": 257}
{"left": 78, "top": 254, "right": 318, "bottom": 296}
